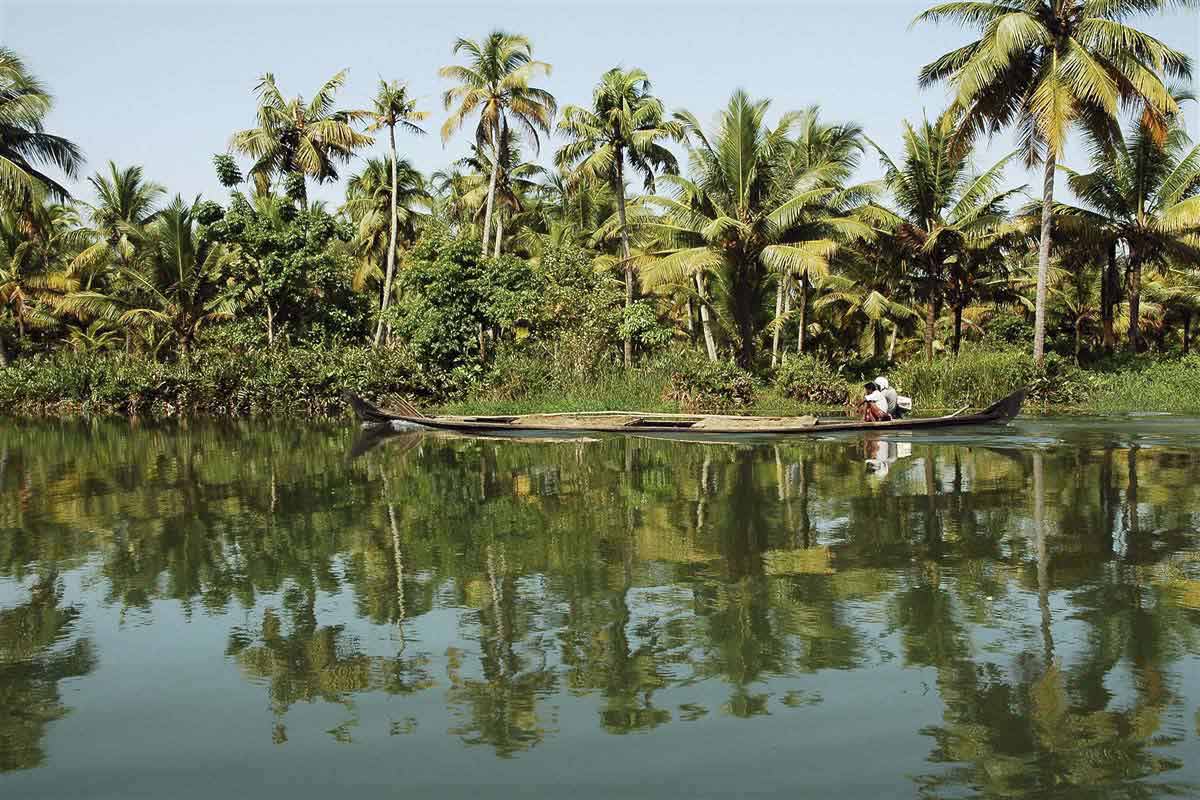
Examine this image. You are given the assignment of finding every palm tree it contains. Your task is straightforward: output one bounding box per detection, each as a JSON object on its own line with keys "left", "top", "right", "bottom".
{"left": 72, "top": 162, "right": 165, "bottom": 287}
{"left": 439, "top": 31, "right": 556, "bottom": 254}
{"left": 67, "top": 197, "right": 236, "bottom": 357}
{"left": 0, "top": 199, "right": 87, "bottom": 364}
{"left": 640, "top": 91, "right": 872, "bottom": 368}
{"left": 915, "top": 0, "right": 1193, "bottom": 364}
{"left": 0, "top": 47, "right": 83, "bottom": 206}
{"left": 815, "top": 273, "right": 917, "bottom": 359}
{"left": 1058, "top": 112, "right": 1200, "bottom": 351}
{"left": 453, "top": 128, "right": 548, "bottom": 256}
{"left": 556, "top": 67, "right": 681, "bottom": 367}
{"left": 363, "top": 80, "right": 428, "bottom": 347}
{"left": 343, "top": 156, "right": 429, "bottom": 310}
{"left": 867, "top": 108, "right": 1024, "bottom": 361}
{"left": 229, "top": 71, "right": 372, "bottom": 206}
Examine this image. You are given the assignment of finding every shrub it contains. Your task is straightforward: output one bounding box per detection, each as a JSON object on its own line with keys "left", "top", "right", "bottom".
{"left": 658, "top": 349, "right": 756, "bottom": 410}
{"left": 774, "top": 355, "right": 850, "bottom": 405}
{"left": 891, "top": 345, "right": 1097, "bottom": 409}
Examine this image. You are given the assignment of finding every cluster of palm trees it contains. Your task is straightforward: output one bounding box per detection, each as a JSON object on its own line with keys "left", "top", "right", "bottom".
{"left": 4, "top": 1, "right": 1200, "bottom": 372}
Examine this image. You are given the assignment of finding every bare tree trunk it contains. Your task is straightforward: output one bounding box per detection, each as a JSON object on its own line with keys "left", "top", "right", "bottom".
{"left": 1184, "top": 312, "right": 1192, "bottom": 355}
{"left": 924, "top": 295, "right": 936, "bottom": 363}
{"left": 1074, "top": 317, "right": 1083, "bottom": 364}
{"left": 493, "top": 216, "right": 503, "bottom": 258}
{"left": 797, "top": 275, "right": 808, "bottom": 354}
{"left": 695, "top": 273, "right": 718, "bottom": 362}
{"left": 1033, "top": 154, "right": 1056, "bottom": 365}
{"left": 1102, "top": 241, "right": 1117, "bottom": 352}
{"left": 782, "top": 284, "right": 791, "bottom": 359}
{"left": 771, "top": 280, "right": 784, "bottom": 368}
{"left": 952, "top": 303, "right": 964, "bottom": 355}
{"left": 482, "top": 123, "right": 499, "bottom": 253}
{"left": 686, "top": 298, "right": 696, "bottom": 344}
{"left": 0, "top": 333, "right": 8, "bottom": 367}
{"left": 614, "top": 156, "right": 633, "bottom": 368}
{"left": 477, "top": 322, "right": 487, "bottom": 362}
{"left": 887, "top": 324, "right": 897, "bottom": 361}
{"left": 374, "top": 127, "right": 401, "bottom": 348}
{"left": 1128, "top": 252, "right": 1142, "bottom": 353}
{"left": 266, "top": 302, "right": 274, "bottom": 346}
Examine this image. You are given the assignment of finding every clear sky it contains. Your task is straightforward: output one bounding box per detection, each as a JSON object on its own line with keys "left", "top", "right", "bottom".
{"left": 5, "top": 0, "right": 1199, "bottom": 207}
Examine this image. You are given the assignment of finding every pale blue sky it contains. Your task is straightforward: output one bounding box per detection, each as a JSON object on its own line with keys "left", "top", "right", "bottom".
{"left": 4, "top": 0, "right": 1198, "bottom": 206}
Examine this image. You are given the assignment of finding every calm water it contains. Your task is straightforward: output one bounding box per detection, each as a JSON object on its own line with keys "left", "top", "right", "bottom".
{"left": 1, "top": 417, "right": 1199, "bottom": 799}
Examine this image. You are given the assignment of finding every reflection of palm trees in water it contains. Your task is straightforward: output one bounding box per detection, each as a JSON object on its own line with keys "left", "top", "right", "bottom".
{"left": 0, "top": 574, "right": 96, "bottom": 772}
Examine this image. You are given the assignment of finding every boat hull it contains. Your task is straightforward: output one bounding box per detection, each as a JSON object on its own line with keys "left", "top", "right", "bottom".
{"left": 346, "top": 389, "right": 1026, "bottom": 437}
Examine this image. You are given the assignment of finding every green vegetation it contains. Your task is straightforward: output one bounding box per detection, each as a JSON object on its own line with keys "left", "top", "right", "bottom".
{"left": 4, "top": 5, "right": 1200, "bottom": 417}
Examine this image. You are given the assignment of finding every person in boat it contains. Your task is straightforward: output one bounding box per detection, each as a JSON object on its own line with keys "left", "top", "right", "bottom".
{"left": 860, "top": 382, "right": 891, "bottom": 422}
{"left": 876, "top": 376, "right": 902, "bottom": 419}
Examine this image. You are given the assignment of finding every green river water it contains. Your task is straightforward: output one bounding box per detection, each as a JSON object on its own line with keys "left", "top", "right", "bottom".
{"left": 1, "top": 417, "right": 1198, "bottom": 798}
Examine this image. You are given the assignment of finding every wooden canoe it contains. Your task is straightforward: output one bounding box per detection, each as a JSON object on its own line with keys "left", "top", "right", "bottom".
{"left": 346, "top": 388, "right": 1026, "bottom": 437}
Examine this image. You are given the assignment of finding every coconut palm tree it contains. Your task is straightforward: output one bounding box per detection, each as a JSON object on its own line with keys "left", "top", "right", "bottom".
{"left": 229, "top": 70, "right": 373, "bottom": 207}
{"left": 1058, "top": 112, "right": 1200, "bottom": 351}
{"left": 343, "top": 156, "right": 430, "bottom": 303}
{"left": 867, "top": 108, "right": 1025, "bottom": 361}
{"left": 72, "top": 162, "right": 165, "bottom": 288}
{"left": 363, "top": 80, "right": 428, "bottom": 347}
{"left": 915, "top": 0, "right": 1194, "bottom": 364}
{"left": 556, "top": 67, "right": 681, "bottom": 367}
{"left": 0, "top": 199, "right": 87, "bottom": 364}
{"left": 452, "top": 128, "right": 548, "bottom": 256}
{"left": 639, "top": 91, "right": 872, "bottom": 368}
{"left": 814, "top": 273, "right": 918, "bottom": 359}
{"left": 67, "top": 196, "right": 236, "bottom": 357}
{"left": 439, "top": 31, "right": 556, "bottom": 254}
{"left": 0, "top": 47, "right": 83, "bottom": 206}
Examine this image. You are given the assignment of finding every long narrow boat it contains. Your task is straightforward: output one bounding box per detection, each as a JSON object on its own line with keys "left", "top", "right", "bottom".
{"left": 346, "top": 388, "right": 1026, "bottom": 437}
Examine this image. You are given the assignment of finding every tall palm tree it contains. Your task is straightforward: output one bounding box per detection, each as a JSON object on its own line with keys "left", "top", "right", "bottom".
{"left": 229, "top": 70, "right": 373, "bottom": 207}
{"left": 439, "top": 31, "right": 556, "bottom": 254}
{"left": 0, "top": 47, "right": 83, "bottom": 206}
{"left": 915, "top": 0, "right": 1193, "bottom": 364}
{"left": 343, "top": 156, "right": 429, "bottom": 300}
{"left": 1058, "top": 111, "right": 1200, "bottom": 351}
{"left": 556, "top": 67, "right": 681, "bottom": 367}
{"left": 364, "top": 80, "right": 428, "bottom": 347}
{"left": 72, "top": 162, "right": 165, "bottom": 287}
{"left": 640, "top": 91, "right": 872, "bottom": 368}
{"left": 867, "top": 108, "right": 1024, "bottom": 361}
{"left": 453, "top": 128, "right": 548, "bottom": 256}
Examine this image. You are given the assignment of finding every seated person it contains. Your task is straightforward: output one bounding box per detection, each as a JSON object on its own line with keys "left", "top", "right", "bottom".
{"left": 876, "top": 376, "right": 901, "bottom": 418}
{"left": 860, "top": 382, "right": 891, "bottom": 422}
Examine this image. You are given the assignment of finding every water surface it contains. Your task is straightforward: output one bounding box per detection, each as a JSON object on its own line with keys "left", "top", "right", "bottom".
{"left": 1, "top": 417, "right": 1198, "bottom": 798}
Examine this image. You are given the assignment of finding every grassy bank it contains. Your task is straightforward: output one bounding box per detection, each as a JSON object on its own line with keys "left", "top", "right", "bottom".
{"left": 3, "top": 345, "right": 1200, "bottom": 419}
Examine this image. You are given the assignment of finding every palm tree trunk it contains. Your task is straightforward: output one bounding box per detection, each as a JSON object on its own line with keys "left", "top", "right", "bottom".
{"left": 782, "top": 285, "right": 791, "bottom": 359}
{"left": 888, "top": 324, "right": 898, "bottom": 361}
{"left": 695, "top": 273, "right": 718, "bottom": 362}
{"left": 771, "top": 280, "right": 784, "bottom": 368}
{"left": 1102, "top": 241, "right": 1117, "bottom": 352}
{"left": 266, "top": 302, "right": 274, "bottom": 346}
{"left": 686, "top": 298, "right": 696, "bottom": 344}
{"left": 924, "top": 290, "right": 936, "bottom": 363}
{"left": 1075, "top": 317, "right": 1083, "bottom": 364}
{"left": 1184, "top": 312, "right": 1192, "bottom": 355}
{"left": 1128, "top": 252, "right": 1142, "bottom": 353}
{"left": 1033, "top": 154, "right": 1055, "bottom": 365}
{"left": 614, "top": 157, "right": 634, "bottom": 369}
{"left": 0, "top": 333, "right": 8, "bottom": 367}
{"left": 374, "top": 127, "right": 401, "bottom": 348}
{"left": 482, "top": 122, "right": 500, "bottom": 253}
{"left": 952, "top": 303, "right": 964, "bottom": 356}
{"left": 797, "top": 275, "right": 808, "bottom": 355}
{"left": 493, "top": 216, "right": 503, "bottom": 258}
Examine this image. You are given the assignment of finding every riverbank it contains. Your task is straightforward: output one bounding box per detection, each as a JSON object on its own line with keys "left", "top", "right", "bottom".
{"left": 3, "top": 345, "right": 1199, "bottom": 419}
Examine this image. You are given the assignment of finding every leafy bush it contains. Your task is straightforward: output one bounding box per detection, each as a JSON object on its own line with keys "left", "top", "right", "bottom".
{"left": 658, "top": 349, "right": 756, "bottom": 410}
{"left": 0, "top": 345, "right": 445, "bottom": 417}
{"left": 619, "top": 300, "right": 673, "bottom": 354}
{"left": 891, "top": 345, "right": 1096, "bottom": 409}
{"left": 774, "top": 355, "right": 850, "bottom": 405}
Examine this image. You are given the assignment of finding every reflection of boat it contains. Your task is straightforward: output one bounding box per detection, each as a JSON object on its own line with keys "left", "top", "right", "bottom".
{"left": 346, "top": 389, "right": 1026, "bottom": 437}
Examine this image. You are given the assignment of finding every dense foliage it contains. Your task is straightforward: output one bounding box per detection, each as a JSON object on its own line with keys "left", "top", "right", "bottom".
{"left": 4, "top": 7, "right": 1200, "bottom": 415}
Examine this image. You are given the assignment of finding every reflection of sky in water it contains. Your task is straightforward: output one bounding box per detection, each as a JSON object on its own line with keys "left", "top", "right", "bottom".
{"left": 1, "top": 417, "right": 1199, "bottom": 798}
